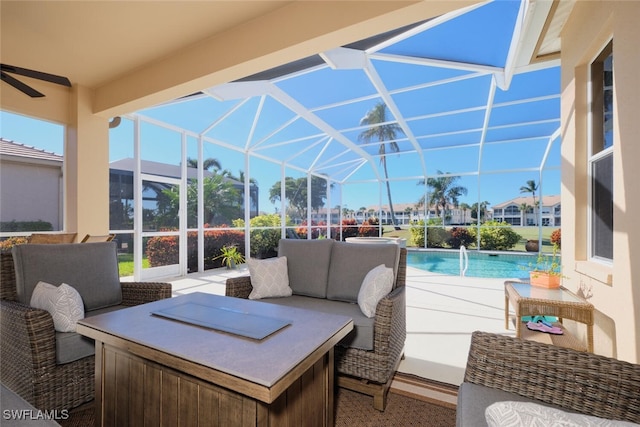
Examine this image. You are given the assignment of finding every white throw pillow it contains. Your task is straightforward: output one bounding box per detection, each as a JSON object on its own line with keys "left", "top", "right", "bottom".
{"left": 357, "top": 264, "right": 394, "bottom": 318}
{"left": 247, "top": 256, "right": 293, "bottom": 300}
{"left": 485, "top": 401, "right": 638, "bottom": 427}
{"left": 30, "top": 281, "right": 85, "bottom": 332}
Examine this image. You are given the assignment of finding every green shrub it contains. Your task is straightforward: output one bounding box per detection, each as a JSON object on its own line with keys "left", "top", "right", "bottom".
{"left": 427, "top": 227, "right": 450, "bottom": 248}
{"left": 409, "top": 219, "right": 449, "bottom": 248}
{"left": 0, "top": 220, "right": 53, "bottom": 232}
{"left": 469, "top": 220, "right": 521, "bottom": 251}
{"left": 409, "top": 220, "right": 425, "bottom": 246}
{"left": 235, "top": 214, "right": 292, "bottom": 258}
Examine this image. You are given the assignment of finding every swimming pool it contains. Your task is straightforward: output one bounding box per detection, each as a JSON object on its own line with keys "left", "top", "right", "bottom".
{"left": 407, "top": 250, "right": 544, "bottom": 279}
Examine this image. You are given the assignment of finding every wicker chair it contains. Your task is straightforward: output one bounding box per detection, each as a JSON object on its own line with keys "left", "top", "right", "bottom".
{"left": 28, "top": 233, "right": 77, "bottom": 244}
{"left": 458, "top": 331, "right": 640, "bottom": 425}
{"left": 226, "top": 247, "right": 406, "bottom": 411}
{"left": 0, "top": 246, "right": 172, "bottom": 411}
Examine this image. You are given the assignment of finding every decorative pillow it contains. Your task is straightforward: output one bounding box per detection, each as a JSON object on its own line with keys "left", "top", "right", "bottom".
{"left": 357, "top": 264, "right": 394, "bottom": 318}
{"left": 485, "top": 401, "right": 638, "bottom": 427}
{"left": 30, "top": 281, "right": 85, "bottom": 332}
{"left": 247, "top": 256, "right": 293, "bottom": 300}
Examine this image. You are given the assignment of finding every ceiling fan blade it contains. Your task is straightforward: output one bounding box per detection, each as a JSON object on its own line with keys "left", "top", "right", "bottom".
{"left": 1, "top": 71, "right": 45, "bottom": 98}
{"left": 1, "top": 63, "right": 71, "bottom": 87}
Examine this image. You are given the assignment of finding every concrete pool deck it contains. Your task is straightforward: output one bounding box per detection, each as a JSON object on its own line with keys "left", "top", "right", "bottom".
{"left": 166, "top": 263, "right": 521, "bottom": 387}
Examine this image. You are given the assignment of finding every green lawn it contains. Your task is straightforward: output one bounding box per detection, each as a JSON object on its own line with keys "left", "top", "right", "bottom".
{"left": 383, "top": 225, "right": 558, "bottom": 253}
{"left": 117, "top": 252, "right": 149, "bottom": 277}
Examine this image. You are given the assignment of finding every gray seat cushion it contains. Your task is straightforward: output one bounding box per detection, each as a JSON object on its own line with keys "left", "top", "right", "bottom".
{"left": 260, "top": 295, "right": 376, "bottom": 351}
{"left": 278, "top": 239, "right": 334, "bottom": 298}
{"left": 326, "top": 242, "right": 400, "bottom": 303}
{"left": 456, "top": 382, "right": 561, "bottom": 427}
{"left": 12, "top": 242, "right": 122, "bottom": 311}
{"left": 55, "top": 304, "right": 126, "bottom": 364}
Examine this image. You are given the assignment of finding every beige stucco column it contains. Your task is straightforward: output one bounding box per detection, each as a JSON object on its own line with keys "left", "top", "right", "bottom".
{"left": 65, "top": 85, "right": 110, "bottom": 239}
{"left": 562, "top": 1, "right": 640, "bottom": 363}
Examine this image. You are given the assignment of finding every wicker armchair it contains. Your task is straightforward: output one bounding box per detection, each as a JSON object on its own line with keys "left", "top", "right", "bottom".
{"left": 459, "top": 331, "right": 640, "bottom": 425}
{"left": 226, "top": 247, "right": 406, "bottom": 411}
{"left": 0, "top": 248, "right": 172, "bottom": 411}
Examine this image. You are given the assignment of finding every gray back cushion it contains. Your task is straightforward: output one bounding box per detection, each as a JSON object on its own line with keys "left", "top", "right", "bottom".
{"left": 326, "top": 242, "right": 400, "bottom": 303}
{"left": 12, "top": 242, "right": 122, "bottom": 311}
{"left": 278, "top": 239, "right": 334, "bottom": 298}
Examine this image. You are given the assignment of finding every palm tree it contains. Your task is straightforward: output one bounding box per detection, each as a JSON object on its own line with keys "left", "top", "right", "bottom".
{"left": 417, "top": 171, "right": 468, "bottom": 225}
{"left": 471, "top": 201, "right": 490, "bottom": 223}
{"left": 228, "top": 169, "right": 258, "bottom": 186}
{"left": 519, "top": 202, "right": 530, "bottom": 226}
{"left": 459, "top": 202, "right": 471, "bottom": 225}
{"left": 358, "top": 102, "right": 404, "bottom": 228}
{"left": 520, "top": 180, "right": 539, "bottom": 226}
{"left": 186, "top": 157, "right": 221, "bottom": 172}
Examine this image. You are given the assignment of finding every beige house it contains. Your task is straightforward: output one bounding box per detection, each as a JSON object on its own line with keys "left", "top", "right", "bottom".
{"left": 1, "top": 0, "right": 638, "bottom": 369}
{"left": 0, "top": 138, "right": 63, "bottom": 230}
{"left": 492, "top": 195, "right": 561, "bottom": 227}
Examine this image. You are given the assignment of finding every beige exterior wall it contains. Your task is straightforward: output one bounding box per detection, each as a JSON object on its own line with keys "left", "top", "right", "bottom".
{"left": 561, "top": 0, "right": 640, "bottom": 363}
{"left": 0, "top": 160, "right": 63, "bottom": 229}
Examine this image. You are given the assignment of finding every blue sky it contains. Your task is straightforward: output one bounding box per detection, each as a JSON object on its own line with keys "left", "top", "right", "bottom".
{"left": 1, "top": 109, "right": 561, "bottom": 215}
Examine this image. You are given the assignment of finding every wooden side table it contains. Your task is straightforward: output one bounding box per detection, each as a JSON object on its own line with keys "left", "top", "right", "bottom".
{"left": 504, "top": 280, "right": 594, "bottom": 352}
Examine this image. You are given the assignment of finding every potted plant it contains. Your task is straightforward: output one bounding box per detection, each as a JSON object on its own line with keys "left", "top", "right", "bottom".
{"left": 525, "top": 239, "right": 539, "bottom": 252}
{"left": 527, "top": 243, "right": 562, "bottom": 288}
{"left": 213, "top": 245, "right": 245, "bottom": 269}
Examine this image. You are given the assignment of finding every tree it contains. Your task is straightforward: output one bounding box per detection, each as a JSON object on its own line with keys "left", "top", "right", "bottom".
{"left": 177, "top": 172, "right": 243, "bottom": 227}
{"left": 358, "top": 102, "right": 403, "bottom": 228}
{"left": 417, "top": 170, "right": 468, "bottom": 225}
{"left": 471, "top": 201, "right": 490, "bottom": 223}
{"left": 227, "top": 169, "right": 258, "bottom": 186}
{"left": 520, "top": 180, "right": 539, "bottom": 226}
{"left": 519, "top": 202, "right": 530, "bottom": 226}
{"left": 268, "top": 176, "right": 327, "bottom": 220}
{"left": 186, "top": 157, "right": 221, "bottom": 172}
{"left": 459, "top": 202, "right": 471, "bottom": 225}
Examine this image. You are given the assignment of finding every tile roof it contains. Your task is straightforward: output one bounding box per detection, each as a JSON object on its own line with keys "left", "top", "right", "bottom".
{"left": 492, "top": 195, "right": 561, "bottom": 209}
{"left": 0, "top": 138, "right": 63, "bottom": 162}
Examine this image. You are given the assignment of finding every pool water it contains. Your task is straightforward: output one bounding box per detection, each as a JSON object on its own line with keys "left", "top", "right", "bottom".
{"left": 407, "top": 250, "right": 541, "bottom": 279}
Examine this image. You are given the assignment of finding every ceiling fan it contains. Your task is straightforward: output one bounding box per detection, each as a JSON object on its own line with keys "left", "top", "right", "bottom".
{"left": 1, "top": 63, "right": 71, "bottom": 98}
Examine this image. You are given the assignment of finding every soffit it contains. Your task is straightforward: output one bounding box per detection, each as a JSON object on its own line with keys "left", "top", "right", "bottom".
{"left": 0, "top": 1, "right": 290, "bottom": 88}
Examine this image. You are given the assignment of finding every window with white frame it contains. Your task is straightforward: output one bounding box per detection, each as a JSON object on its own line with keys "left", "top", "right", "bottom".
{"left": 589, "top": 40, "right": 613, "bottom": 261}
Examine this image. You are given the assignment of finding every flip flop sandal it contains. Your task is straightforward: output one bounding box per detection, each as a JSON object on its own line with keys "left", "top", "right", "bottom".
{"left": 526, "top": 320, "right": 564, "bottom": 335}
{"left": 534, "top": 317, "right": 555, "bottom": 328}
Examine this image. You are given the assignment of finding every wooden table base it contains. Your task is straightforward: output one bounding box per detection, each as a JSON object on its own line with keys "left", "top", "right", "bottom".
{"left": 97, "top": 343, "right": 334, "bottom": 427}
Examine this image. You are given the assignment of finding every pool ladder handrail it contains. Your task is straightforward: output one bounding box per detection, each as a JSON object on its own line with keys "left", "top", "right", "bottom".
{"left": 459, "top": 245, "right": 469, "bottom": 277}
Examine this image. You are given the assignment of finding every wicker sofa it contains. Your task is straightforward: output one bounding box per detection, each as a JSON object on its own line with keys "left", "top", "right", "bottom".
{"left": 0, "top": 242, "right": 172, "bottom": 411}
{"left": 457, "top": 331, "right": 640, "bottom": 426}
{"left": 226, "top": 238, "right": 406, "bottom": 411}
